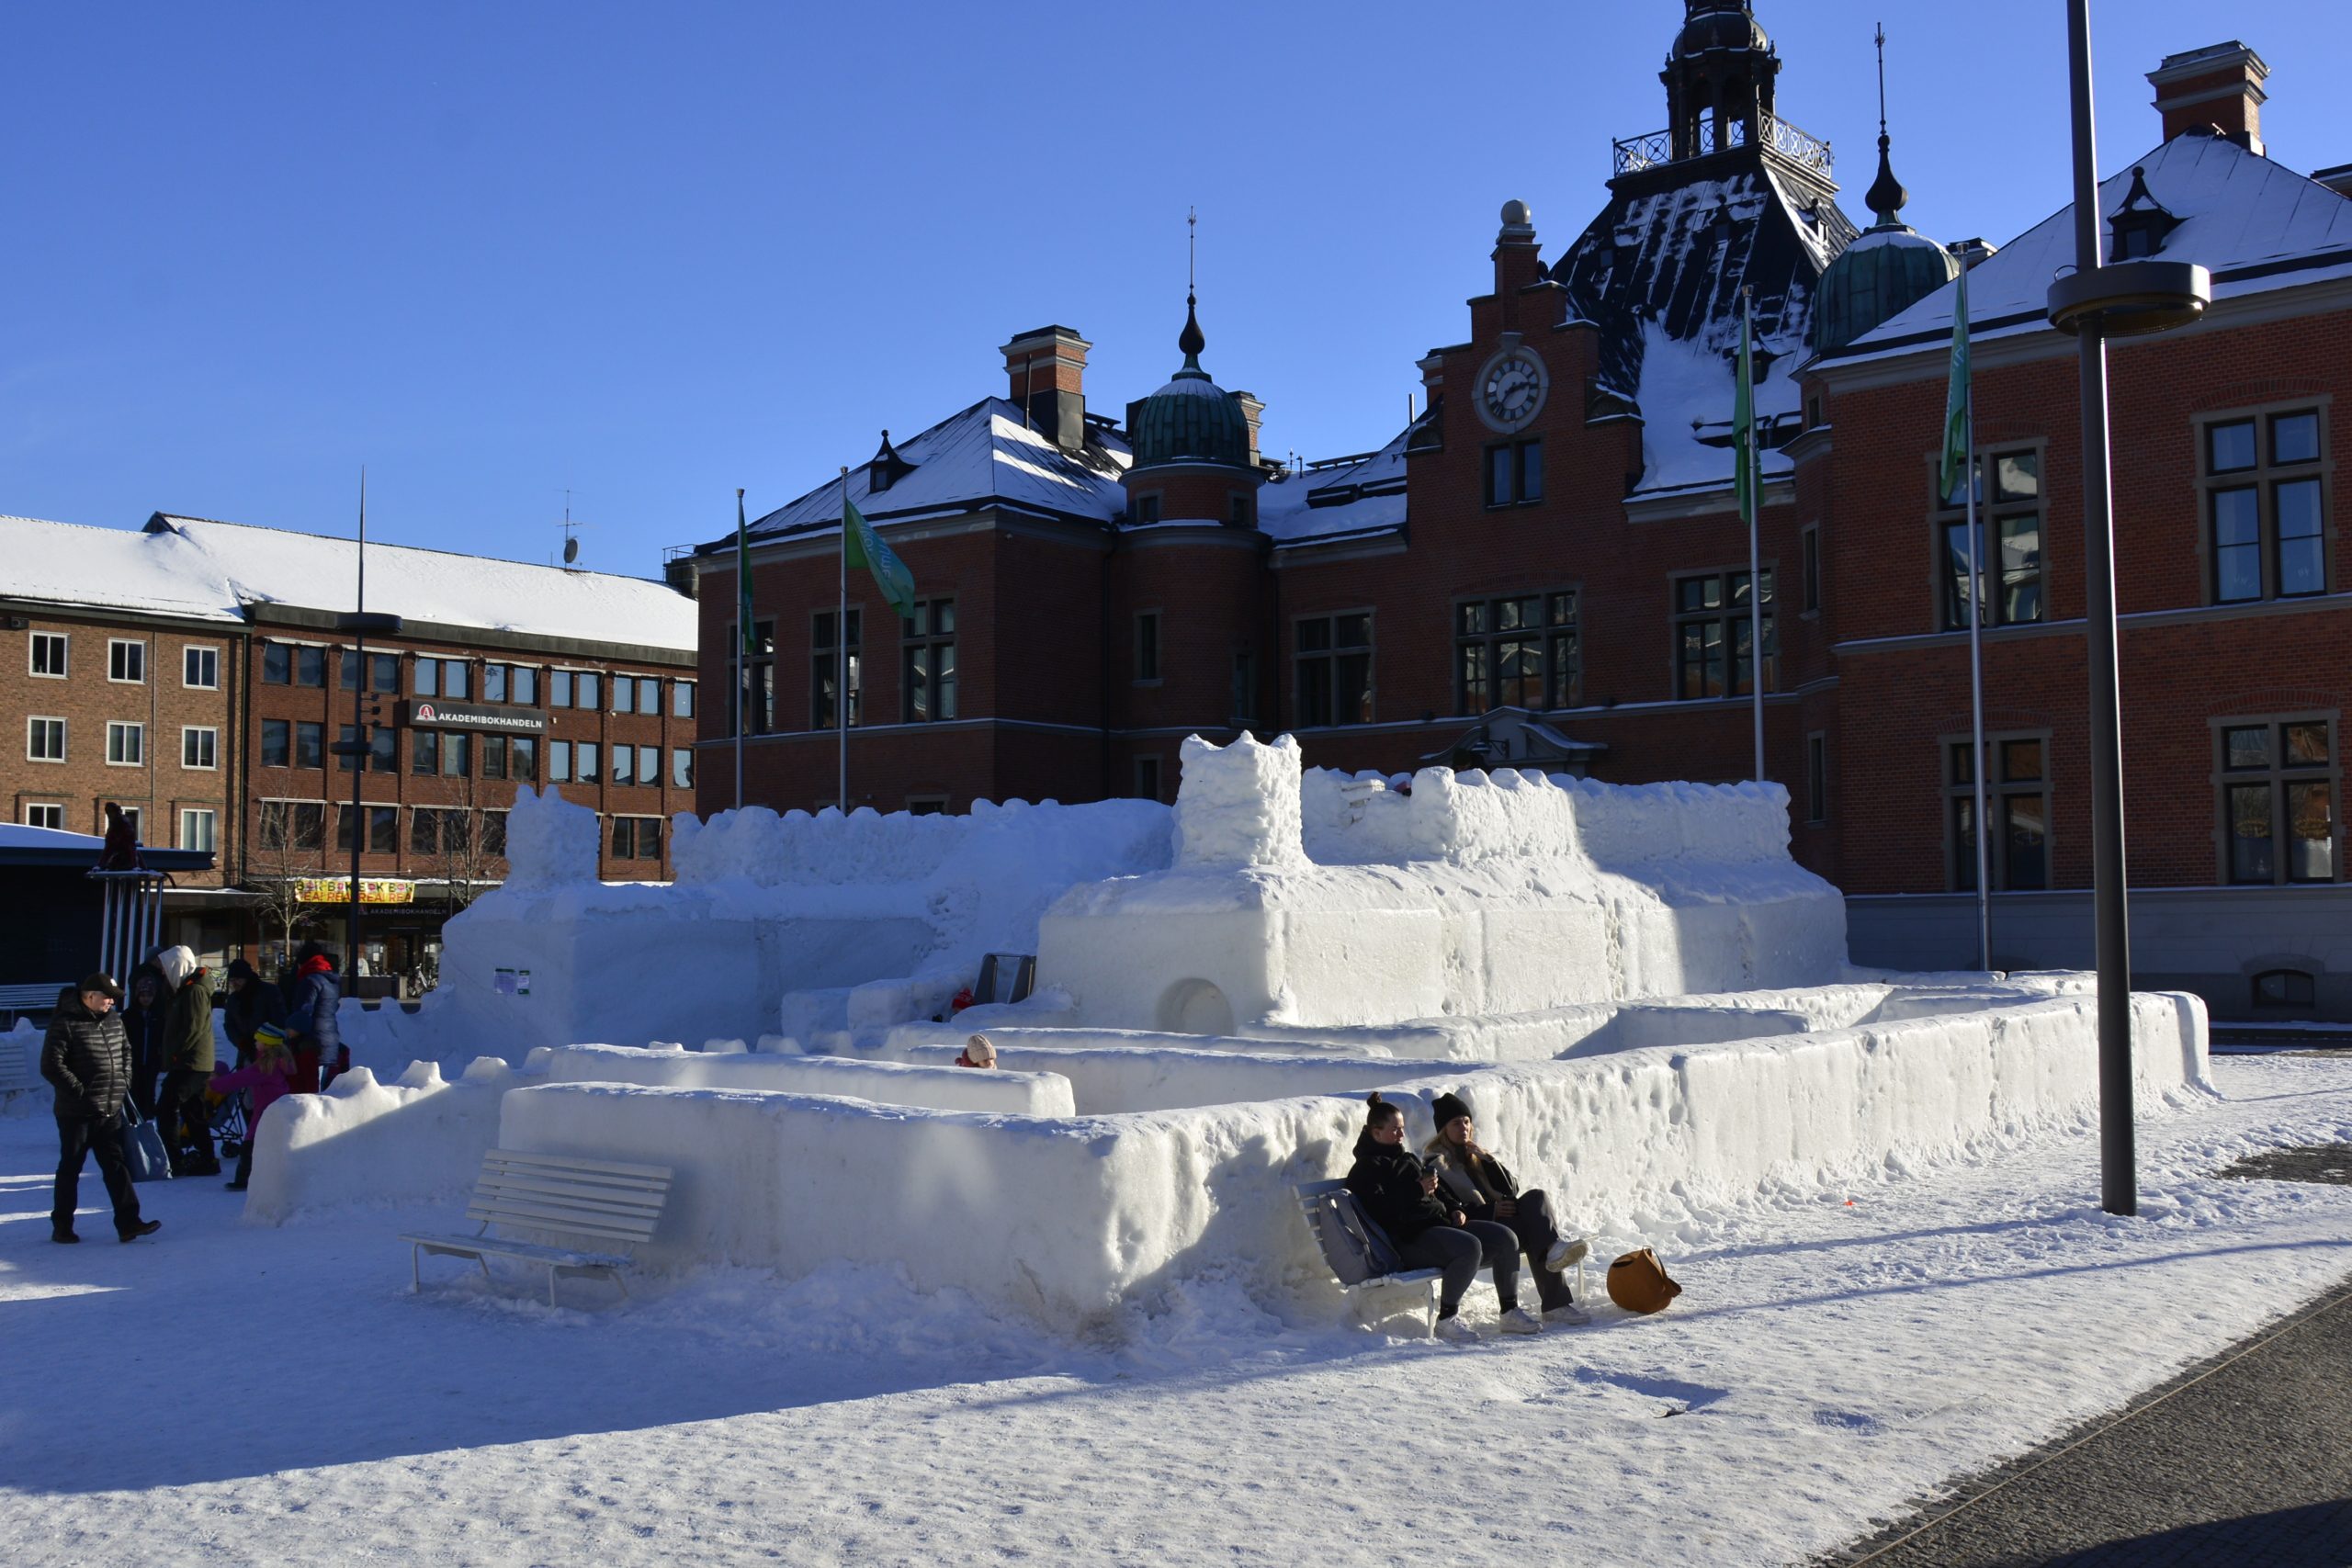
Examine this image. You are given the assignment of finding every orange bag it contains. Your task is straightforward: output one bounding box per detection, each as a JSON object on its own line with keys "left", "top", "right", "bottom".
{"left": 1606, "top": 1248, "right": 1683, "bottom": 1314}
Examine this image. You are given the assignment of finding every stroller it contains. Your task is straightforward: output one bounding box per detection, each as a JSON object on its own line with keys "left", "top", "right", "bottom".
{"left": 207, "top": 1077, "right": 250, "bottom": 1160}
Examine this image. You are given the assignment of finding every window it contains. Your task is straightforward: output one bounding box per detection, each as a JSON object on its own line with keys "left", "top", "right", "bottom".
{"left": 1674, "top": 570, "right": 1776, "bottom": 699}
{"left": 611, "top": 816, "right": 663, "bottom": 861}
{"left": 574, "top": 671, "right": 597, "bottom": 710}
{"left": 1801, "top": 525, "right": 1821, "bottom": 614}
{"left": 1135, "top": 756, "right": 1164, "bottom": 801}
{"left": 612, "top": 746, "right": 635, "bottom": 786}
{"left": 1805, "top": 732, "right": 1827, "bottom": 824}
{"left": 108, "top": 638, "right": 145, "bottom": 683}
{"left": 2221, "top": 718, "right": 2336, "bottom": 885}
{"left": 512, "top": 737, "right": 537, "bottom": 782}
{"left": 672, "top": 748, "right": 694, "bottom": 789}
{"left": 184, "top": 646, "right": 220, "bottom": 689}
{"left": 25, "top": 803, "right": 65, "bottom": 829}
{"left": 296, "top": 646, "right": 326, "bottom": 688}
{"left": 550, "top": 669, "right": 573, "bottom": 708}
{"left": 813, "top": 610, "right": 861, "bottom": 729}
{"left": 903, "top": 600, "right": 956, "bottom": 722}
{"left": 510, "top": 665, "right": 537, "bottom": 706}
{"left": 1937, "top": 449, "right": 2042, "bottom": 629}
{"left": 1295, "top": 612, "right": 1374, "bottom": 727}
{"left": 414, "top": 658, "right": 469, "bottom": 698}
{"left": 2253, "top": 969, "right": 2317, "bottom": 1010}
{"left": 578, "top": 741, "right": 600, "bottom": 784}
{"left": 1950, "top": 735, "right": 2051, "bottom": 891}
{"left": 116, "top": 807, "right": 140, "bottom": 840}
{"left": 107, "top": 721, "right": 143, "bottom": 766}
{"left": 1230, "top": 650, "right": 1256, "bottom": 727}
{"left": 30, "top": 632, "right": 66, "bottom": 678}
{"left": 907, "top": 797, "right": 947, "bottom": 817}
{"left": 28, "top": 716, "right": 66, "bottom": 762}
{"left": 638, "top": 677, "right": 660, "bottom": 713}
{"left": 1134, "top": 493, "right": 1161, "bottom": 525}
{"left": 179, "top": 808, "right": 216, "bottom": 853}
{"left": 483, "top": 662, "right": 506, "bottom": 702}
{"left": 548, "top": 740, "right": 571, "bottom": 783}
{"left": 338, "top": 805, "right": 398, "bottom": 854}
{"left": 1484, "top": 440, "right": 1544, "bottom": 507}
{"left": 1229, "top": 492, "right": 1252, "bottom": 528}
{"left": 441, "top": 732, "right": 471, "bottom": 778}
{"left": 263, "top": 643, "right": 291, "bottom": 684}
{"left": 261, "top": 718, "right": 290, "bottom": 768}
{"left": 293, "top": 721, "right": 323, "bottom": 770}
{"left": 2204, "top": 408, "right": 2328, "bottom": 604}
{"left": 411, "top": 728, "right": 438, "bottom": 775}
{"left": 1456, "top": 592, "right": 1579, "bottom": 714}
{"left": 482, "top": 736, "right": 508, "bottom": 781}
{"left": 613, "top": 675, "right": 634, "bottom": 714}
{"left": 371, "top": 652, "right": 400, "bottom": 693}
{"left": 343, "top": 725, "right": 395, "bottom": 773}
{"left": 483, "top": 810, "right": 509, "bottom": 857}
{"left": 673, "top": 681, "right": 696, "bottom": 719}
{"left": 259, "top": 801, "right": 324, "bottom": 852}
{"left": 412, "top": 808, "right": 469, "bottom": 856}
{"left": 182, "top": 727, "right": 219, "bottom": 771}
{"left": 1135, "top": 612, "right": 1161, "bottom": 683}
{"left": 637, "top": 745, "right": 658, "bottom": 785}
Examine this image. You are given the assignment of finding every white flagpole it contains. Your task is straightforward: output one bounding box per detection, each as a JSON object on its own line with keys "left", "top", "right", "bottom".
{"left": 838, "top": 467, "right": 850, "bottom": 812}
{"left": 1962, "top": 268, "right": 1993, "bottom": 970}
{"left": 1744, "top": 294, "right": 1764, "bottom": 783}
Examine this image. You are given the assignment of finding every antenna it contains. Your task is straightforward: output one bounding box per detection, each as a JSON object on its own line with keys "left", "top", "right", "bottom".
{"left": 1187, "top": 206, "right": 1197, "bottom": 297}
{"left": 560, "top": 490, "right": 584, "bottom": 567}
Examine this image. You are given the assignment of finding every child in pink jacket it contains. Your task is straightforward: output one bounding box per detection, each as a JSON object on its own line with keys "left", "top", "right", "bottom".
{"left": 209, "top": 1023, "right": 297, "bottom": 1192}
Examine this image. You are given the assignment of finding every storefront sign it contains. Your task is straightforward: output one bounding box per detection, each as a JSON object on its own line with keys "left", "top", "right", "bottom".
{"left": 408, "top": 700, "right": 548, "bottom": 734}
{"left": 294, "top": 877, "right": 415, "bottom": 905}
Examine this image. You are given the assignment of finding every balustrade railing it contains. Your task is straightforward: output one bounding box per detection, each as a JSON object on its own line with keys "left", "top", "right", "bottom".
{"left": 1611, "top": 111, "right": 1833, "bottom": 177}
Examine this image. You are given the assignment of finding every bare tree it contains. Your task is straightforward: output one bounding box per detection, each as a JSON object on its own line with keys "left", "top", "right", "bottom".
{"left": 247, "top": 800, "right": 329, "bottom": 973}
{"left": 415, "top": 767, "right": 504, "bottom": 919}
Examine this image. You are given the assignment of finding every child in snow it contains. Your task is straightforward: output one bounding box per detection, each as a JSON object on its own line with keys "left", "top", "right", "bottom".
{"left": 209, "top": 1023, "right": 299, "bottom": 1192}
{"left": 1345, "top": 1092, "right": 1538, "bottom": 1343}
{"left": 955, "top": 1033, "right": 997, "bottom": 1068}
{"left": 1425, "top": 1089, "right": 1590, "bottom": 1325}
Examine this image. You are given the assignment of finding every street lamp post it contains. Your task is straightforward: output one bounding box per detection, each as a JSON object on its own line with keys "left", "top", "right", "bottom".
{"left": 2047, "top": 0, "right": 2210, "bottom": 1216}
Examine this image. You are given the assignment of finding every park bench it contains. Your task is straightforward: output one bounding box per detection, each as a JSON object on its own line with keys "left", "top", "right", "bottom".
{"left": 0, "top": 1030, "right": 40, "bottom": 1097}
{"left": 401, "top": 1148, "right": 673, "bottom": 1307}
{"left": 1296, "top": 1179, "right": 1589, "bottom": 1336}
{"left": 0, "top": 980, "right": 65, "bottom": 1031}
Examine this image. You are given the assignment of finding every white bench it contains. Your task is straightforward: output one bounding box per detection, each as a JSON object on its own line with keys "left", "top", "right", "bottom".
{"left": 1295, "top": 1179, "right": 1588, "bottom": 1336}
{"left": 0, "top": 1033, "right": 39, "bottom": 1096}
{"left": 401, "top": 1149, "right": 673, "bottom": 1307}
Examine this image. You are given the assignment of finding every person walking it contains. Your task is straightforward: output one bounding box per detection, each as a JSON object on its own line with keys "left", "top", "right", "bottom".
{"left": 119, "top": 954, "right": 172, "bottom": 1122}
{"left": 220, "top": 958, "right": 286, "bottom": 1070}
{"left": 40, "top": 974, "right": 162, "bottom": 1244}
{"left": 282, "top": 946, "right": 345, "bottom": 1092}
{"left": 152, "top": 945, "right": 220, "bottom": 1176}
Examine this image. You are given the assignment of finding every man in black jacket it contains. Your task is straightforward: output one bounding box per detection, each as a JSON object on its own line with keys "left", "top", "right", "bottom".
{"left": 41, "top": 975, "right": 162, "bottom": 1245}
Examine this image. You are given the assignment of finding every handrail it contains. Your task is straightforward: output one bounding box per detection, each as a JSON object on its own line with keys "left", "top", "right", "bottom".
{"left": 1611, "top": 110, "right": 1833, "bottom": 177}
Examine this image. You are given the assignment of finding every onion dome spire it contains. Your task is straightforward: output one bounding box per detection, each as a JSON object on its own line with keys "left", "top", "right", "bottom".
{"left": 1864, "top": 23, "right": 1909, "bottom": 224}
{"left": 1178, "top": 291, "right": 1207, "bottom": 371}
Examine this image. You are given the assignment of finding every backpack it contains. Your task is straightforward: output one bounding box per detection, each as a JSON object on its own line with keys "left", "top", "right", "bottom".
{"left": 1606, "top": 1248, "right": 1684, "bottom": 1314}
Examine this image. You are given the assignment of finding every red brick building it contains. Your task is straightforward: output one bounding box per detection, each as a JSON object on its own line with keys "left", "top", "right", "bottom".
{"left": 694, "top": 8, "right": 2352, "bottom": 1020}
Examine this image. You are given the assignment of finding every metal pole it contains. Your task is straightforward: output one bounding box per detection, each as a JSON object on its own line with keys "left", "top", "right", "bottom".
{"left": 2067, "top": 0, "right": 2136, "bottom": 1217}
{"left": 347, "top": 469, "right": 368, "bottom": 977}
{"left": 734, "top": 488, "right": 746, "bottom": 812}
{"left": 1743, "top": 296, "right": 1765, "bottom": 782}
{"left": 838, "top": 467, "right": 850, "bottom": 811}
{"left": 1964, "top": 325, "right": 1992, "bottom": 970}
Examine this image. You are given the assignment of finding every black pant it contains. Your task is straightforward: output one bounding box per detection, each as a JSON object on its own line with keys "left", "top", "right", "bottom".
{"left": 156, "top": 1070, "right": 217, "bottom": 1173}
{"left": 1490, "top": 1189, "right": 1575, "bottom": 1310}
{"left": 1398, "top": 1220, "right": 1521, "bottom": 1316}
{"left": 53, "top": 1114, "right": 144, "bottom": 1237}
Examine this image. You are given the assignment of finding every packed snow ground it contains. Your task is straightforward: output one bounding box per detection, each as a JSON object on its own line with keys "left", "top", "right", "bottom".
{"left": 6, "top": 1055, "right": 2351, "bottom": 1567}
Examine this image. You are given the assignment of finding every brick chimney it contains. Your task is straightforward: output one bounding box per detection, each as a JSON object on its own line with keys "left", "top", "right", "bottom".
{"left": 1230, "top": 390, "right": 1265, "bottom": 466}
{"left": 2148, "top": 41, "right": 2268, "bottom": 156}
{"left": 1000, "top": 325, "right": 1091, "bottom": 452}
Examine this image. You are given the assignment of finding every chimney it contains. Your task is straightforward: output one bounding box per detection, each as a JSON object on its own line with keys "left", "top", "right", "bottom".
{"left": 1000, "top": 325, "right": 1091, "bottom": 452}
{"left": 1231, "top": 390, "right": 1265, "bottom": 467}
{"left": 2315, "top": 164, "right": 2352, "bottom": 201}
{"left": 2148, "top": 41, "right": 2269, "bottom": 156}
{"left": 1493, "top": 198, "right": 1543, "bottom": 299}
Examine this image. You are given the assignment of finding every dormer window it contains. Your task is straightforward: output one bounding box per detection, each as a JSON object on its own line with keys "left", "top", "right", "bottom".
{"left": 866, "top": 429, "right": 918, "bottom": 495}
{"left": 2108, "top": 166, "right": 2179, "bottom": 263}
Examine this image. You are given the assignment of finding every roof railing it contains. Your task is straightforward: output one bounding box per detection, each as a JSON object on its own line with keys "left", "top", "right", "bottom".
{"left": 1611, "top": 111, "right": 1833, "bottom": 178}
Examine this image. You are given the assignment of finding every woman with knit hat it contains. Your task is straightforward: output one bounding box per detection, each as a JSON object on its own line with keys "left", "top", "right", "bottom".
{"left": 1345, "top": 1093, "right": 1538, "bottom": 1343}
{"left": 1426, "top": 1089, "right": 1589, "bottom": 1325}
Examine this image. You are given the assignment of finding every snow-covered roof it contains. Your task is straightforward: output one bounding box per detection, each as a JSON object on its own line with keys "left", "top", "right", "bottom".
{"left": 1825, "top": 133, "right": 2352, "bottom": 367}
{"left": 738, "top": 398, "right": 1132, "bottom": 543}
{"left": 149, "top": 515, "right": 697, "bottom": 651}
{"left": 1258, "top": 425, "right": 1412, "bottom": 547}
{"left": 0, "top": 820, "right": 212, "bottom": 868}
{"left": 0, "top": 512, "right": 695, "bottom": 652}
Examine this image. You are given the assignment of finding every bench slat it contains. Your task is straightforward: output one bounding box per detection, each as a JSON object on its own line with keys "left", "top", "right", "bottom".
{"left": 468, "top": 1201, "right": 659, "bottom": 1243}
{"left": 470, "top": 1186, "right": 664, "bottom": 1224}
{"left": 401, "top": 1232, "right": 629, "bottom": 1270}
{"left": 478, "top": 1163, "right": 673, "bottom": 1198}
{"left": 479, "top": 1149, "right": 673, "bottom": 1182}
{"left": 473, "top": 1174, "right": 668, "bottom": 1213}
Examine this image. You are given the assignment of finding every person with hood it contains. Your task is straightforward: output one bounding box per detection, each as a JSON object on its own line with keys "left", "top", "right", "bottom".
{"left": 119, "top": 954, "right": 173, "bottom": 1121}
{"left": 1425, "top": 1090, "right": 1590, "bottom": 1325}
{"left": 210, "top": 1022, "right": 298, "bottom": 1191}
{"left": 1345, "top": 1092, "right": 1537, "bottom": 1343}
{"left": 40, "top": 973, "right": 162, "bottom": 1244}
{"left": 283, "top": 945, "right": 345, "bottom": 1092}
{"left": 220, "top": 958, "right": 286, "bottom": 1069}
{"left": 151, "top": 945, "right": 220, "bottom": 1176}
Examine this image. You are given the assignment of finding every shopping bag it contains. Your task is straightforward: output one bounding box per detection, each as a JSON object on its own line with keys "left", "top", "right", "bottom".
{"left": 120, "top": 1101, "right": 175, "bottom": 1183}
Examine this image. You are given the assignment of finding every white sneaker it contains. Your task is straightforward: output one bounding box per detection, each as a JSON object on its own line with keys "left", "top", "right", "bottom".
{"left": 1543, "top": 1303, "right": 1592, "bottom": 1325}
{"left": 1498, "top": 1306, "right": 1544, "bottom": 1336}
{"left": 1433, "top": 1314, "right": 1479, "bottom": 1344}
{"left": 1544, "top": 1236, "right": 1590, "bottom": 1274}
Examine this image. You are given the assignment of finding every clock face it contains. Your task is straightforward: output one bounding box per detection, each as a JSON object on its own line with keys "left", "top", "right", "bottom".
{"left": 1481, "top": 350, "right": 1546, "bottom": 430}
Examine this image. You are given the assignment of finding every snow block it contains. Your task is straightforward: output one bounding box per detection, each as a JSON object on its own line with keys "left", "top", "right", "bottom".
{"left": 535, "top": 1043, "right": 1075, "bottom": 1117}
{"left": 242, "top": 1064, "right": 522, "bottom": 1222}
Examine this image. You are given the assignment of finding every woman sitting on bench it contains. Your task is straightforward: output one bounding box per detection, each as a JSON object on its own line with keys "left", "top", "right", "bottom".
{"left": 1425, "top": 1090, "right": 1590, "bottom": 1325}
{"left": 1345, "top": 1092, "right": 1540, "bottom": 1343}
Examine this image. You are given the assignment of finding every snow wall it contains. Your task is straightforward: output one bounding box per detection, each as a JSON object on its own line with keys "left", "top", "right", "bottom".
{"left": 1037, "top": 736, "right": 1849, "bottom": 1033}
{"left": 242, "top": 1059, "right": 531, "bottom": 1223}
{"left": 494, "top": 992, "right": 2209, "bottom": 1332}
{"left": 534, "top": 1043, "right": 1076, "bottom": 1117}
{"left": 1, "top": 1021, "right": 42, "bottom": 1118}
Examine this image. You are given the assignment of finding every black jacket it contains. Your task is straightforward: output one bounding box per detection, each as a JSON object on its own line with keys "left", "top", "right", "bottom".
{"left": 120, "top": 960, "right": 171, "bottom": 1076}
{"left": 42, "top": 994, "right": 134, "bottom": 1121}
{"left": 1433, "top": 1145, "right": 1523, "bottom": 1219}
{"left": 1345, "top": 1130, "right": 1454, "bottom": 1244}
{"left": 222, "top": 979, "right": 287, "bottom": 1060}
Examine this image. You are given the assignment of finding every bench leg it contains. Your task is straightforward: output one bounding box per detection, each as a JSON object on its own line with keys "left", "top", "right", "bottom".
{"left": 548, "top": 1267, "right": 559, "bottom": 1309}
{"left": 412, "top": 1243, "right": 421, "bottom": 1294}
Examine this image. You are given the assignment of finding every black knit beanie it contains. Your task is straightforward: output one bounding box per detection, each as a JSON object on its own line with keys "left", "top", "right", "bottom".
{"left": 1430, "top": 1091, "right": 1472, "bottom": 1130}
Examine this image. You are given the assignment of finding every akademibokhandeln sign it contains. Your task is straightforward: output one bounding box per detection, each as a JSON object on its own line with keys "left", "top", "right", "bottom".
{"left": 407, "top": 701, "right": 548, "bottom": 734}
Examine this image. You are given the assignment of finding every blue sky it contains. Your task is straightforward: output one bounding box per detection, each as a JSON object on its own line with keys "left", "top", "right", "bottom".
{"left": 4, "top": 2, "right": 2345, "bottom": 579}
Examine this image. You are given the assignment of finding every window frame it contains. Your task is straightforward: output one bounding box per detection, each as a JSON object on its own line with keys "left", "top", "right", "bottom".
{"left": 1800, "top": 525, "right": 1821, "bottom": 615}
{"left": 257, "top": 798, "right": 326, "bottom": 852}
{"left": 293, "top": 720, "right": 324, "bottom": 771}
{"left": 1482, "top": 438, "right": 1544, "bottom": 508}
{"left": 1293, "top": 610, "right": 1375, "bottom": 728}
{"left": 106, "top": 720, "right": 144, "bottom": 767}
{"left": 1133, "top": 755, "right": 1164, "bottom": 802}
{"left": 900, "top": 598, "right": 956, "bottom": 724}
{"left": 2195, "top": 400, "right": 2333, "bottom": 606}
{"left": 23, "top": 802, "right": 66, "bottom": 830}
{"left": 28, "top": 716, "right": 67, "bottom": 763}
{"left": 1133, "top": 610, "right": 1162, "bottom": 686}
{"left": 182, "top": 644, "right": 221, "bottom": 690}
{"left": 673, "top": 681, "right": 696, "bottom": 720}
{"left": 29, "top": 631, "right": 68, "bottom": 679}
{"left": 672, "top": 747, "right": 694, "bottom": 790}
{"left": 178, "top": 807, "right": 217, "bottom": 853}
{"left": 609, "top": 814, "right": 664, "bottom": 862}
{"left": 181, "top": 725, "right": 220, "bottom": 771}
{"left": 1929, "top": 444, "right": 2046, "bottom": 632}
{"left": 1453, "top": 589, "right": 1579, "bottom": 716}
{"left": 2212, "top": 712, "right": 2340, "bottom": 886}
{"left": 260, "top": 717, "right": 290, "bottom": 769}
{"left": 1805, "top": 730, "right": 1827, "bottom": 825}
{"left": 107, "top": 637, "right": 146, "bottom": 684}
{"left": 811, "top": 609, "right": 861, "bottom": 731}
{"left": 1944, "top": 729, "right": 2055, "bottom": 893}
{"left": 1671, "top": 567, "right": 1777, "bottom": 701}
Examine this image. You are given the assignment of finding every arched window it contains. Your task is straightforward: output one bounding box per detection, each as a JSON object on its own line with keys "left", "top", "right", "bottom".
{"left": 2252, "top": 969, "right": 2316, "bottom": 1009}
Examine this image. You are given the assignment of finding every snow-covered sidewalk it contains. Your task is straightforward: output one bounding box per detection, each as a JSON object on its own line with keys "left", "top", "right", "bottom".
{"left": 6, "top": 1054, "right": 2351, "bottom": 1567}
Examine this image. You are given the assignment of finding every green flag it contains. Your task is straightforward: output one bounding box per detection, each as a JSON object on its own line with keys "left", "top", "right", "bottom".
{"left": 1732, "top": 300, "right": 1758, "bottom": 525}
{"left": 844, "top": 493, "right": 917, "bottom": 621}
{"left": 1939, "top": 261, "right": 1973, "bottom": 506}
{"left": 736, "top": 491, "right": 755, "bottom": 655}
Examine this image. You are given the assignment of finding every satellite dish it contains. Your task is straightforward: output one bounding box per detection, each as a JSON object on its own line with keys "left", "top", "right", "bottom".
{"left": 562, "top": 536, "right": 579, "bottom": 565}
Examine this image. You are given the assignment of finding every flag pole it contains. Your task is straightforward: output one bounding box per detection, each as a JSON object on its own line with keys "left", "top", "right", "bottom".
{"left": 838, "top": 467, "right": 850, "bottom": 812}
{"left": 734, "top": 489, "right": 748, "bottom": 811}
{"left": 1742, "top": 290, "right": 1764, "bottom": 782}
{"left": 1960, "top": 264, "right": 1992, "bottom": 970}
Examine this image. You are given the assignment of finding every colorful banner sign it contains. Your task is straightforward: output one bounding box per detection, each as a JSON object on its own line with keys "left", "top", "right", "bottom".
{"left": 293, "top": 877, "right": 415, "bottom": 905}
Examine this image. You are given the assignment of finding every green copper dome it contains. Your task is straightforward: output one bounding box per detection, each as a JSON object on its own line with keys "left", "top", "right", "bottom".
{"left": 1809, "top": 130, "right": 1958, "bottom": 353}
{"left": 1128, "top": 295, "right": 1252, "bottom": 470}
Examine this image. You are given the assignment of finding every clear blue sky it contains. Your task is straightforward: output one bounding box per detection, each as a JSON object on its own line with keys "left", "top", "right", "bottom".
{"left": 5, "top": 2, "right": 2345, "bottom": 579}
